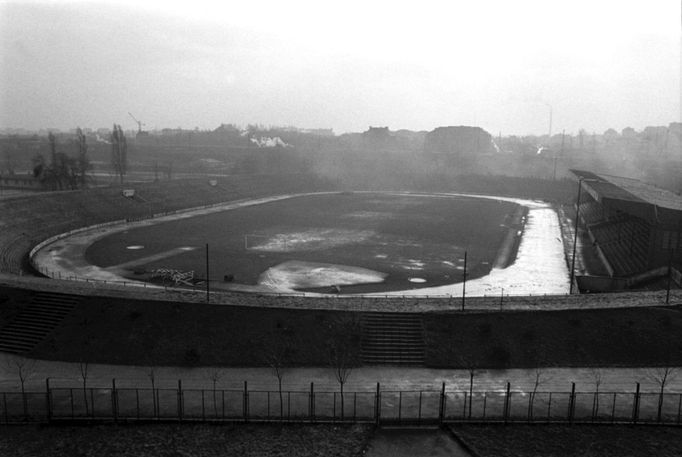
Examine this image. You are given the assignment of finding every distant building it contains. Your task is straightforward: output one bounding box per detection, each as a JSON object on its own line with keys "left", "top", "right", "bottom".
{"left": 424, "top": 126, "right": 496, "bottom": 157}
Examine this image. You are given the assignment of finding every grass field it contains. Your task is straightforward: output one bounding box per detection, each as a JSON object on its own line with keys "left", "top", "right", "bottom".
{"left": 0, "top": 424, "right": 372, "bottom": 457}
{"left": 84, "top": 193, "right": 518, "bottom": 294}
{"left": 452, "top": 425, "right": 682, "bottom": 457}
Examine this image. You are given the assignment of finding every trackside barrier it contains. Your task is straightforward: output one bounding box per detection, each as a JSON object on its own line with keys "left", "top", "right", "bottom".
{"left": 0, "top": 381, "right": 680, "bottom": 425}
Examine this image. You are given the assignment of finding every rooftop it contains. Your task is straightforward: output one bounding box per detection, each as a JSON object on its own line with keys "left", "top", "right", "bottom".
{"left": 572, "top": 170, "right": 682, "bottom": 211}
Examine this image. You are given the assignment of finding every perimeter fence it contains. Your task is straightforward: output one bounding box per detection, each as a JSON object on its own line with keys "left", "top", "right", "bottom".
{"left": 1, "top": 381, "right": 681, "bottom": 426}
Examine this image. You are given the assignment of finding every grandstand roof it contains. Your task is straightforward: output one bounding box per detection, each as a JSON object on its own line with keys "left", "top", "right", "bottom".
{"left": 571, "top": 170, "right": 682, "bottom": 225}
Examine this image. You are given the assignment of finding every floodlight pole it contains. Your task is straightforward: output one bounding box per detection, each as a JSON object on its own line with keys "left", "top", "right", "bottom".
{"left": 462, "top": 250, "right": 467, "bottom": 311}
{"left": 569, "top": 179, "right": 583, "bottom": 294}
{"left": 206, "top": 243, "right": 210, "bottom": 303}
{"left": 553, "top": 130, "right": 564, "bottom": 181}
{"left": 666, "top": 248, "right": 673, "bottom": 304}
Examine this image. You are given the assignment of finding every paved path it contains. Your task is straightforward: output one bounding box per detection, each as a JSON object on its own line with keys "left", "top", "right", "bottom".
{"left": 1, "top": 355, "right": 680, "bottom": 393}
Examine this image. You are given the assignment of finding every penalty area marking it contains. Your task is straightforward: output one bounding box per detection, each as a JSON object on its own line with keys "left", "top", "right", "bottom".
{"left": 109, "top": 246, "right": 198, "bottom": 270}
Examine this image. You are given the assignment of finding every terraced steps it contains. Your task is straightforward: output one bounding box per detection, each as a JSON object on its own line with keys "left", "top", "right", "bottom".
{"left": 360, "top": 313, "right": 425, "bottom": 365}
{"left": 0, "top": 291, "right": 79, "bottom": 354}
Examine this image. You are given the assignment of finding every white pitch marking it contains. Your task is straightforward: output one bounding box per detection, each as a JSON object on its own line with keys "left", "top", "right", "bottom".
{"left": 110, "top": 246, "right": 198, "bottom": 270}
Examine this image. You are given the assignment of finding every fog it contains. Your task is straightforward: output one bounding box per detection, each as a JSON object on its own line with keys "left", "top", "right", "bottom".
{"left": 0, "top": 1, "right": 680, "bottom": 194}
{"left": 1, "top": 1, "right": 680, "bottom": 135}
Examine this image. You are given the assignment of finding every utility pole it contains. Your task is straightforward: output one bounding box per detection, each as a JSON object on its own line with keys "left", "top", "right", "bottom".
{"left": 206, "top": 243, "right": 210, "bottom": 303}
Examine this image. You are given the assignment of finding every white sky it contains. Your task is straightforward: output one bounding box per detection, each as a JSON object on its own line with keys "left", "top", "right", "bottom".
{"left": 0, "top": 0, "right": 680, "bottom": 135}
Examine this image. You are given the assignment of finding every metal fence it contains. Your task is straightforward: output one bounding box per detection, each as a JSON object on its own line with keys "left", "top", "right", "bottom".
{"left": 1, "top": 381, "right": 681, "bottom": 425}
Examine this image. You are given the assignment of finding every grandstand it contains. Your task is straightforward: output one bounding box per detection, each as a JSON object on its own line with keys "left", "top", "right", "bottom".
{"left": 572, "top": 170, "right": 682, "bottom": 291}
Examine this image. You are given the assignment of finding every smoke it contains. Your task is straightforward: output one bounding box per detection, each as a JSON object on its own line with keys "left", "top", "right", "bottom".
{"left": 95, "top": 134, "right": 111, "bottom": 145}
{"left": 250, "top": 136, "right": 290, "bottom": 148}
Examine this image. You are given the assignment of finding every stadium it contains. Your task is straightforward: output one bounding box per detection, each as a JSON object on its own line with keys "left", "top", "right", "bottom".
{"left": 0, "top": 171, "right": 680, "bottom": 365}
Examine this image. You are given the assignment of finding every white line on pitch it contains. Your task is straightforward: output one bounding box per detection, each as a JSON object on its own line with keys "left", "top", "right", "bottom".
{"left": 106, "top": 247, "right": 197, "bottom": 271}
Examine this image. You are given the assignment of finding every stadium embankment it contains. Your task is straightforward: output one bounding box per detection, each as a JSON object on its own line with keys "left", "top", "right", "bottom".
{"left": 0, "top": 279, "right": 680, "bottom": 368}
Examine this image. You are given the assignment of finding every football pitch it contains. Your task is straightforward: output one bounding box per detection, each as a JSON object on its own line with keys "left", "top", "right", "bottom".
{"left": 84, "top": 193, "right": 519, "bottom": 294}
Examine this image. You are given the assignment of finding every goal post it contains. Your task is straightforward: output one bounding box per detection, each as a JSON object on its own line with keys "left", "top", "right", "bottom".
{"left": 244, "top": 233, "right": 269, "bottom": 250}
{"left": 244, "top": 233, "right": 289, "bottom": 251}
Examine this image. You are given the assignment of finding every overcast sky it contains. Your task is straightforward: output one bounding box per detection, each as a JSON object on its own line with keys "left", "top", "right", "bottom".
{"left": 1, "top": 0, "right": 680, "bottom": 135}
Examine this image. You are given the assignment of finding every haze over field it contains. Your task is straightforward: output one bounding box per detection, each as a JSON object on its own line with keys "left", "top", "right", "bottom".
{"left": 1, "top": 0, "right": 680, "bottom": 135}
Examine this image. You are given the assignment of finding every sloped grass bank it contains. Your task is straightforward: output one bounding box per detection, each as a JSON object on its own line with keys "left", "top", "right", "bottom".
{"left": 1, "top": 286, "right": 680, "bottom": 368}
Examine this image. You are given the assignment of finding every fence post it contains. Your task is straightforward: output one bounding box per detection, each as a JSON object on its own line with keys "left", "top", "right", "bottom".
{"left": 632, "top": 382, "right": 640, "bottom": 424}
{"left": 375, "top": 382, "right": 381, "bottom": 426}
{"left": 111, "top": 379, "right": 118, "bottom": 423}
{"left": 45, "top": 378, "right": 52, "bottom": 423}
{"left": 568, "top": 383, "right": 576, "bottom": 424}
{"left": 177, "top": 380, "right": 183, "bottom": 422}
{"left": 243, "top": 381, "right": 249, "bottom": 423}
{"left": 504, "top": 382, "right": 511, "bottom": 424}
{"left": 438, "top": 382, "right": 445, "bottom": 425}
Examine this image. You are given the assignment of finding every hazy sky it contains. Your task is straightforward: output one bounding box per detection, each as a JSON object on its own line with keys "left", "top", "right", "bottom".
{"left": 1, "top": 0, "right": 680, "bottom": 135}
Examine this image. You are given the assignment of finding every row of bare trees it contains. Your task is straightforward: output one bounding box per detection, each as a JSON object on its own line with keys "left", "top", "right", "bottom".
{"left": 32, "top": 129, "right": 91, "bottom": 190}
{"left": 31, "top": 124, "right": 128, "bottom": 190}
{"left": 261, "top": 316, "right": 361, "bottom": 418}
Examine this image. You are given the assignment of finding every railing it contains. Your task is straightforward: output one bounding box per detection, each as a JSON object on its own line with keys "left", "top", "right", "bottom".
{"left": 1, "top": 381, "right": 680, "bottom": 425}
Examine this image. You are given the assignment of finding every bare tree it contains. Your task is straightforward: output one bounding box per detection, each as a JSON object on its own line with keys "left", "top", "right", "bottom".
{"left": 146, "top": 366, "right": 158, "bottom": 417}
{"left": 589, "top": 368, "right": 605, "bottom": 418}
{"left": 75, "top": 127, "right": 90, "bottom": 188}
{"left": 326, "top": 316, "right": 361, "bottom": 419}
{"left": 2, "top": 356, "right": 37, "bottom": 417}
{"left": 262, "top": 329, "right": 296, "bottom": 419}
{"left": 526, "top": 350, "right": 549, "bottom": 420}
{"left": 48, "top": 131, "right": 57, "bottom": 168}
{"left": 209, "top": 368, "right": 223, "bottom": 417}
{"left": 457, "top": 353, "right": 478, "bottom": 419}
{"left": 527, "top": 366, "right": 547, "bottom": 420}
{"left": 78, "top": 360, "right": 90, "bottom": 416}
{"left": 111, "top": 124, "right": 127, "bottom": 184}
{"left": 648, "top": 366, "right": 677, "bottom": 422}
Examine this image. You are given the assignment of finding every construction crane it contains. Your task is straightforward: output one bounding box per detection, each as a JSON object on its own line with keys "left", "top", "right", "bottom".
{"left": 128, "top": 112, "right": 145, "bottom": 134}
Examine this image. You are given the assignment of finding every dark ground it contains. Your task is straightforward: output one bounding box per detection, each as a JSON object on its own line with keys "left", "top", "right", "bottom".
{"left": 0, "top": 423, "right": 372, "bottom": 457}
{"left": 1, "top": 423, "right": 681, "bottom": 456}
{"left": 84, "top": 193, "right": 517, "bottom": 294}
{"left": 452, "top": 424, "right": 682, "bottom": 457}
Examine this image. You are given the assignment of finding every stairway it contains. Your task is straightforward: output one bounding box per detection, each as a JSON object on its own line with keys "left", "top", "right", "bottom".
{"left": 0, "top": 291, "right": 79, "bottom": 354}
{"left": 360, "top": 313, "right": 425, "bottom": 365}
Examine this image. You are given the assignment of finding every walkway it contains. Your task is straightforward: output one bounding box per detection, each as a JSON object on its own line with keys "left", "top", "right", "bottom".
{"left": 1, "top": 355, "right": 680, "bottom": 393}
